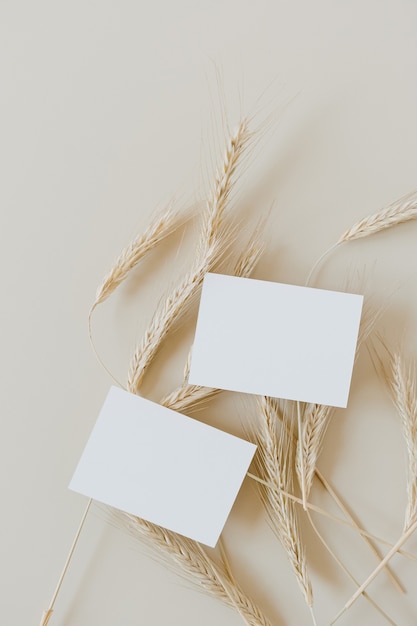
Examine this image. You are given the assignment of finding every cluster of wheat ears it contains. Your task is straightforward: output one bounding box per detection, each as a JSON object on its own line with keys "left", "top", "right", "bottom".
{"left": 41, "top": 118, "right": 417, "bottom": 626}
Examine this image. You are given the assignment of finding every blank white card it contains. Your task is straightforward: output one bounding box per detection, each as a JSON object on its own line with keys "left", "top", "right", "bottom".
{"left": 188, "top": 273, "right": 364, "bottom": 408}
{"left": 69, "top": 387, "right": 256, "bottom": 547}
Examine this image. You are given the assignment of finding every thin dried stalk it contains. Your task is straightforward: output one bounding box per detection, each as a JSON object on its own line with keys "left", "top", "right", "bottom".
{"left": 390, "top": 353, "right": 417, "bottom": 531}
{"left": 128, "top": 120, "right": 252, "bottom": 393}
{"left": 121, "top": 514, "right": 271, "bottom": 626}
{"left": 331, "top": 518, "right": 417, "bottom": 625}
{"left": 305, "top": 509, "right": 396, "bottom": 625}
{"left": 92, "top": 206, "right": 179, "bottom": 310}
{"left": 314, "top": 469, "right": 405, "bottom": 593}
{"left": 338, "top": 189, "right": 417, "bottom": 243}
{"left": 254, "top": 396, "right": 313, "bottom": 608}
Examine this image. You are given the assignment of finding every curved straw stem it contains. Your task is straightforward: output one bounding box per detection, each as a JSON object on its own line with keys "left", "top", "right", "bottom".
{"left": 305, "top": 242, "right": 340, "bottom": 287}
{"left": 88, "top": 308, "right": 126, "bottom": 390}
{"left": 309, "top": 605, "right": 318, "bottom": 626}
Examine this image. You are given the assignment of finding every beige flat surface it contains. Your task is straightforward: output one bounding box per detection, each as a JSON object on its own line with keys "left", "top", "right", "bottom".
{"left": 1, "top": 2, "right": 417, "bottom": 625}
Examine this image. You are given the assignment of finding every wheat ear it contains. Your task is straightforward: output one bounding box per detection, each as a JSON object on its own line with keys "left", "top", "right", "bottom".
{"left": 92, "top": 205, "right": 179, "bottom": 310}
{"left": 87, "top": 205, "right": 184, "bottom": 388}
{"left": 296, "top": 298, "right": 377, "bottom": 499}
{"left": 128, "top": 120, "right": 252, "bottom": 393}
{"left": 306, "top": 189, "right": 417, "bottom": 285}
{"left": 254, "top": 396, "right": 313, "bottom": 610}
{"left": 315, "top": 469, "right": 405, "bottom": 593}
{"left": 161, "top": 228, "right": 265, "bottom": 412}
{"left": 294, "top": 301, "right": 404, "bottom": 592}
{"left": 296, "top": 403, "right": 335, "bottom": 500}
{"left": 161, "top": 350, "right": 221, "bottom": 412}
{"left": 121, "top": 514, "right": 271, "bottom": 626}
{"left": 338, "top": 188, "right": 417, "bottom": 243}
{"left": 390, "top": 353, "right": 417, "bottom": 531}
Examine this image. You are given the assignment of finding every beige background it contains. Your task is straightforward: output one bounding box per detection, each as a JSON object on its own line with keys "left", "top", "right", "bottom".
{"left": 2, "top": 1, "right": 417, "bottom": 625}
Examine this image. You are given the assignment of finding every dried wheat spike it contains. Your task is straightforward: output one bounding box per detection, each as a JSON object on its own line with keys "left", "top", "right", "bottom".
{"left": 338, "top": 189, "right": 417, "bottom": 242}
{"left": 160, "top": 229, "right": 265, "bottom": 412}
{"left": 128, "top": 119, "right": 252, "bottom": 393}
{"left": 161, "top": 383, "right": 221, "bottom": 413}
{"left": 296, "top": 297, "right": 379, "bottom": 499}
{"left": 121, "top": 514, "right": 272, "bottom": 626}
{"left": 202, "top": 118, "right": 252, "bottom": 250}
{"left": 390, "top": 353, "right": 417, "bottom": 531}
{"left": 93, "top": 205, "right": 178, "bottom": 309}
{"left": 255, "top": 396, "right": 313, "bottom": 608}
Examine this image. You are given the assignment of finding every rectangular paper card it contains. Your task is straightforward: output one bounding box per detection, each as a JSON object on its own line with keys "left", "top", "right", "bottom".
{"left": 69, "top": 387, "right": 256, "bottom": 547}
{"left": 188, "top": 273, "right": 364, "bottom": 408}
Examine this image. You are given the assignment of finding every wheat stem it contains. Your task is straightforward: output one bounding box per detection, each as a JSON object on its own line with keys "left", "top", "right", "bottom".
{"left": 331, "top": 518, "right": 417, "bottom": 625}
{"left": 247, "top": 472, "right": 417, "bottom": 561}
{"left": 305, "top": 242, "right": 340, "bottom": 286}
{"left": 315, "top": 469, "right": 404, "bottom": 593}
{"left": 39, "top": 499, "right": 92, "bottom": 626}
{"left": 122, "top": 514, "right": 271, "bottom": 626}
{"left": 309, "top": 605, "right": 318, "bottom": 626}
{"left": 92, "top": 206, "right": 179, "bottom": 309}
{"left": 390, "top": 353, "right": 417, "bottom": 532}
{"left": 306, "top": 511, "right": 396, "bottom": 625}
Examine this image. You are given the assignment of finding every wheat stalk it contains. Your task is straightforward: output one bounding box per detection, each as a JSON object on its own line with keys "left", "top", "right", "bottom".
{"left": 120, "top": 513, "right": 271, "bottom": 626}
{"left": 92, "top": 205, "right": 179, "bottom": 310}
{"left": 254, "top": 396, "right": 313, "bottom": 610}
{"left": 338, "top": 188, "right": 417, "bottom": 243}
{"left": 331, "top": 515, "right": 417, "bottom": 625}
{"left": 127, "top": 248, "right": 221, "bottom": 392}
{"left": 390, "top": 353, "right": 417, "bottom": 531}
{"left": 161, "top": 383, "right": 220, "bottom": 413}
{"left": 128, "top": 120, "right": 252, "bottom": 393}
